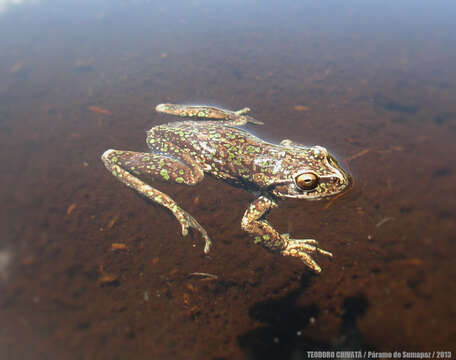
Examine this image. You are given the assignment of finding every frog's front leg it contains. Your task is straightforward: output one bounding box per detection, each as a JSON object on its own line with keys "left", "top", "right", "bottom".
{"left": 101, "top": 149, "right": 212, "bottom": 253}
{"left": 241, "top": 196, "right": 332, "bottom": 272}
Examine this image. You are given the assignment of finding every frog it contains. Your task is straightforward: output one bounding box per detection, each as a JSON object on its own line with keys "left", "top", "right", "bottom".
{"left": 101, "top": 103, "right": 351, "bottom": 272}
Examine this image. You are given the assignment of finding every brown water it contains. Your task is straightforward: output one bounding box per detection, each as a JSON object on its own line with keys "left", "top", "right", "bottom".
{"left": 1, "top": 1, "right": 455, "bottom": 359}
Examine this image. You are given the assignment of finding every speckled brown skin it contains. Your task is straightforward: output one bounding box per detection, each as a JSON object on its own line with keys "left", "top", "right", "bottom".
{"left": 101, "top": 104, "right": 351, "bottom": 272}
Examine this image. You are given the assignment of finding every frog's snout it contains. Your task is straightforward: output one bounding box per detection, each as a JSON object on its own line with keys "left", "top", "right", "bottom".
{"left": 331, "top": 172, "right": 353, "bottom": 193}
{"left": 332, "top": 173, "right": 348, "bottom": 184}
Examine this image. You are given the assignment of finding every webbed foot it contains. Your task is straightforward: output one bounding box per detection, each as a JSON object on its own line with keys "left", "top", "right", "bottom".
{"left": 233, "top": 107, "right": 264, "bottom": 125}
{"left": 175, "top": 209, "right": 212, "bottom": 253}
{"left": 280, "top": 234, "right": 333, "bottom": 273}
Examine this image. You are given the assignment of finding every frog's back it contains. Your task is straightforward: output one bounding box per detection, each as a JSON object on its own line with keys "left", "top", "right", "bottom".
{"left": 150, "top": 120, "right": 271, "bottom": 151}
{"left": 147, "top": 120, "right": 278, "bottom": 181}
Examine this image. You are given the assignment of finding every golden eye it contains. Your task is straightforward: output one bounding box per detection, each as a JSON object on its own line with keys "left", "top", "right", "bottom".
{"left": 295, "top": 172, "right": 319, "bottom": 190}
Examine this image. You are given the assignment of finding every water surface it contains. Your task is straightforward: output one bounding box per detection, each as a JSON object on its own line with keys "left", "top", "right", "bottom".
{"left": 1, "top": 1, "right": 455, "bottom": 359}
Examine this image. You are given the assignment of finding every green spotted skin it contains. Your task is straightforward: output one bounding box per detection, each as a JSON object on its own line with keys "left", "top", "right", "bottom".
{"left": 102, "top": 104, "right": 351, "bottom": 272}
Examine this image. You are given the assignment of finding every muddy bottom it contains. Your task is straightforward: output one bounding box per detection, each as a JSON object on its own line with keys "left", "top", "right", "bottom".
{"left": 1, "top": 1, "right": 455, "bottom": 359}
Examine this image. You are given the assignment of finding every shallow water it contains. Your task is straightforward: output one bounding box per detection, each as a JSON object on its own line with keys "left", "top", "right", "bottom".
{"left": 1, "top": 1, "right": 455, "bottom": 359}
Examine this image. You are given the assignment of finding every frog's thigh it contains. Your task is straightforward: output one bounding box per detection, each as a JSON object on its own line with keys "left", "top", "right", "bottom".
{"left": 102, "top": 149, "right": 203, "bottom": 185}
{"left": 102, "top": 149, "right": 211, "bottom": 252}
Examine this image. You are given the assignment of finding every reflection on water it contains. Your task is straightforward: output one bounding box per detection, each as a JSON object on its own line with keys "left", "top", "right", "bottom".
{"left": 0, "top": 0, "right": 37, "bottom": 14}
{"left": 0, "top": 0, "right": 455, "bottom": 359}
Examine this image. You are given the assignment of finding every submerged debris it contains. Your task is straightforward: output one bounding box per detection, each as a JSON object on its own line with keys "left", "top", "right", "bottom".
{"left": 376, "top": 217, "right": 395, "bottom": 228}
{"left": 188, "top": 272, "right": 218, "bottom": 280}
{"left": 106, "top": 214, "right": 120, "bottom": 229}
{"left": 111, "top": 243, "right": 128, "bottom": 251}
{"left": 293, "top": 105, "right": 310, "bottom": 112}
{"left": 393, "top": 258, "right": 423, "bottom": 266}
{"left": 345, "top": 148, "right": 372, "bottom": 162}
{"left": 88, "top": 106, "right": 111, "bottom": 116}
{"left": 323, "top": 191, "right": 348, "bottom": 210}
{"left": 66, "top": 203, "right": 77, "bottom": 216}
{"left": 98, "top": 265, "right": 118, "bottom": 284}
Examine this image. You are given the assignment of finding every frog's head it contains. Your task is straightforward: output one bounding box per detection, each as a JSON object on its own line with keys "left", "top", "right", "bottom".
{"left": 271, "top": 146, "right": 352, "bottom": 200}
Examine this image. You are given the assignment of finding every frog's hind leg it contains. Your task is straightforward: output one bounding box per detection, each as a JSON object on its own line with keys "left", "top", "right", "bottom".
{"left": 155, "top": 103, "right": 264, "bottom": 125}
{"left": 101, "top": 149, "right": 212, "bottom": 253}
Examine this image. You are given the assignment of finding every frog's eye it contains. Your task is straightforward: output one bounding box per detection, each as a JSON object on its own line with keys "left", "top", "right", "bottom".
{"left": 295, "top": 172, "right": 319, "bottom": 190}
